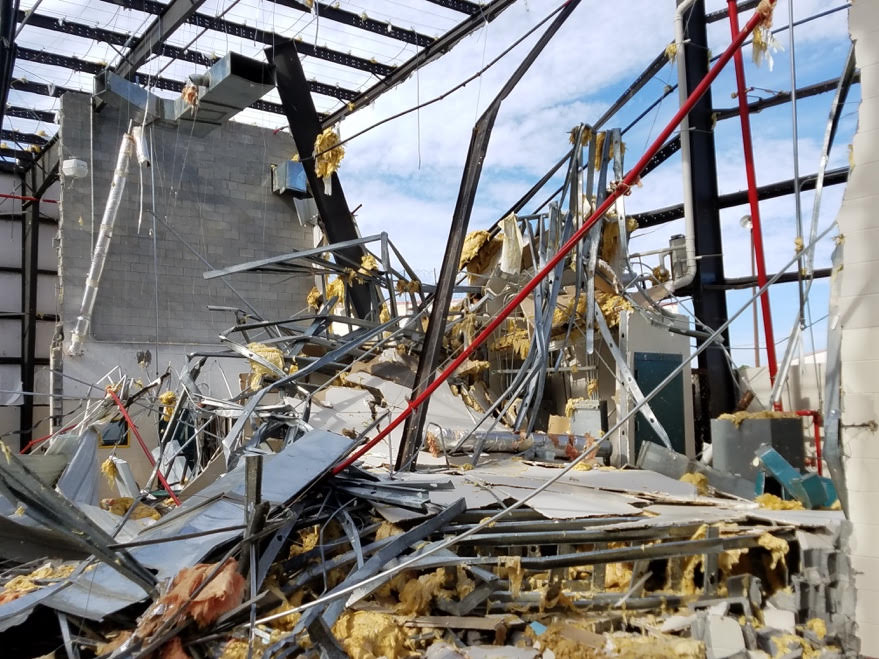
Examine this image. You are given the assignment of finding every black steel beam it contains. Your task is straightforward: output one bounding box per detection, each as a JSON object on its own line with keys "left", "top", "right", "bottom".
{"left": 270, "top": 0, "right": 434, "bottom": 47}
{"left": 15, "top": 47, "right": 357, "bottom": 104}
{"left": 103, "top": 0, "right": 433, "bottom": 49}
{"left": 19, "top": 10, "right": 129, "bottom": 45}
{"left": 0, "top": 146, "right": 33, "bottom": 161}
{"left": 423, "top": 0, "right": 482, "bottom": 15}
{"left": 16, "top": 47, "right": 358, "bottom": 102}
{"left": 396, "top": 0, "right": 581, "bottom": 471}
{"left": 631, "top": 167, "right": 850, "bottom": 228}
{"left": 270, "top": 40, "right": 375, "bottom": 319}
{"left": 704, "top": 0, "right": 760, "bottom": 23}
{"left": 10, "top": 78, "right": 71, "bottom": 98}
{"left": 1, "top": 129, "right": 47, "bottom": 146}
{"left": 713, "top": 72, "right": 861, "bottom": 122}
{"left": 321, "top": 0, "right": 515, "bottom": 127}
{"left": 681, "top": 0, "right": 735, "bottom": 448}
{"left": 708, "top": 267, "right": 832, "bottom": 290}
{"left": 91, "top": 0, "right": 401, "bottom": 76}
{"left": 114, "top": 0, "right": 210, "bottom": 79}
{"left": 0, "top": 0, "right": 17, "bottom": 132}
{"left": 0, "top": 356, "right": 49, "bottom": 365}
{"left": 183, "top": 13, "right": 395, "bottom": 77}
{"left": 632, "top": 73, "right": 859, "bottom": 184}
{"left": 19, "top": 166, "right": 37, "bottom": 449}
{"left": 6, "top": 105, "right": 55, "bottom": 123}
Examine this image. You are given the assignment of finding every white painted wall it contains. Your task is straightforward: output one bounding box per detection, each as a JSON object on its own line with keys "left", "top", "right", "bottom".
{"left": 839, "top": 4, "right": 879, "bottom": 655}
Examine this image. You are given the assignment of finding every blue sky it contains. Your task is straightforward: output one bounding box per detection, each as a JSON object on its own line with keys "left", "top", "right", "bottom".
{"left": 335, "top": 0, "right": 857, "bottom": 368}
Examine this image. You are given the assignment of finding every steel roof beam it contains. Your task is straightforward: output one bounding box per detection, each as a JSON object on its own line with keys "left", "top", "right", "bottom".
{"left": 10, "top": 78, "right": 72, "bottom": 97}
{"left": 322, "top": 0, "right": 515, "bottom": 126}
{"left": 21, "top": 9, "right": 394, "bottom": 78}
{"left": 16, "top": 46, "right": 358, "bottom": 102}
{"left": 6, "top": 105, "right": 55, "bottom": 123}
{"left": 114, "top": 0, "right": 210, "bottom": 79}
{"left": 1, "top": 128, "right": 48, "bottom": 146}
{"left": 0, "top": 146, "right": 34, "bottom": 161}
{"left": 423, "top": 0, "right": 483, "bottom": 15}
{"left": 267, "top": 0, "right": 434, "bottom": 47}
{"left": 100, "top": 0, "right": 433, "bottom": 49}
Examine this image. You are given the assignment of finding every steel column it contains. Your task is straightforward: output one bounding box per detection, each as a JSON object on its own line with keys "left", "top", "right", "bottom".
{"left": 394, "top": 0, "right": 582, "bottom": 470}
{"left": 679, "top": 0, "right": 736, "bottom": 447}
{"left": 19, "top": 167, "right": 38, "bottom": 449}
{"left": 269, "top": 41, "right": 375, "bottom": 319}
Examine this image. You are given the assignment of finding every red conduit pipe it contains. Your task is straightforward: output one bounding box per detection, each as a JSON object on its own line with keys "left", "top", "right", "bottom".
{"left": 106, "top": 387, "right": 182, "bottom": 506}
{"left": 728, "top": 0, "right": 780, "bottom": 398}
{"left": 19, "top": 424, "right": 75, "bottom": 454}
{"left": 331, "top": 0, "right": 777, "bottom": 475}
{"left": 0, "top": 192, "right": 58, "bottom": 203}
{"left": 795, "top": 409, "right": 823, "bottom": 476}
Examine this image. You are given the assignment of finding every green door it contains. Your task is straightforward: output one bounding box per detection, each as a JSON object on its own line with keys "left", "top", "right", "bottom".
{"left": 633, "top": 351, "right": 686, "bottom": 455}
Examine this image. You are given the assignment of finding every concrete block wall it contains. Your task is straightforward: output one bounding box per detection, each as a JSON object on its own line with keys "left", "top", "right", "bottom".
{"left": 58, "top": 92, "right": 312, "bottom": 353}
{"left": 838, "top": 4, "right": 879, "bottom": 656}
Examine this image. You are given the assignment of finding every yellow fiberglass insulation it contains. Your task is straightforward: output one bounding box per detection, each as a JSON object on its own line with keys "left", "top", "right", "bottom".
{"left": 565, "top": 397, "right": 585, "bottom": 418}
{"left": 158, "top": 390, "right": 177, "bottom": 421}
{"left": 679, "top": 472, "right": 709, "bottom": 495}
{"left": 597, "top": 291, "right": 634, "bottom": 328}
{"left": 756, "top": 493, "right": 804, "bottom": 511}
{"left": 247, "top": 342, "right": 284, "bottom": 391}
{"left": 490, "top": 327, "right": 531, "bottom": 360}
{"left": 396, "top": 569, "right": 446, "bottom": 615}
{"left": 716, "top": 410, "right": 800, "bottom": 428}
{"left": 325, "top": 277, "right": 345, "bottom": 312}
{"left": 458, "top": 230, "right": 491, "bottom": 269}
{"left": 805, "top": 618, "right": 827, "bottom": 640}
{"left": 758, "top": 532, "right": 789, "bottom": 570}
{"left": 0, "top": 563, "right": 76, "bottom": 605}
{"left": 453, "top": 359, "right": 489, "bottom": 378}
{"left": 610, "top": 633, "right": 704, "bottom": 659}
{"left": 499, "top": 555, "right": 524, "bottom": 598}
{"left": 100, "top": 457, "right": 119, "bottom": 487}
{"left": 599, "top": 216, "right": 639, "bottom": 263}
{"left": 332, "top": 611, "right": 411, "bottom": 659}
{"left": 306, "top": 286, "right": 322, "bottom": 310}
{"left": 395, "top": 278, "right": 421, "bottom": 294}
{"left": 666, "top": 524, "right": 708, "bottom": 595}
{"left": 314, "top": 127, "right": 345, "bottom": 180}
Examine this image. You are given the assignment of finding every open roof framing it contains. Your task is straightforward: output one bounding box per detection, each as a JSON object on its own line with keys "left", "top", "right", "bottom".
{"left": 2, "top": 0, "right": 516, "bottom": 168}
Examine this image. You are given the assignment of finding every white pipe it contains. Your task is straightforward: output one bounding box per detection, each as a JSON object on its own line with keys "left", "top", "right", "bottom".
{"left": 671, "top": 0, "right": 698, "bottom": 292}
{"left": 641, "top": 0, "right": 698, "bottom": 304}
{"left": 67, "top": 129, "right": 134, "bottom": 355}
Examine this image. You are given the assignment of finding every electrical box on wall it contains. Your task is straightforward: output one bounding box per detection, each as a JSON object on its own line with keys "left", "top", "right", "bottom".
{"left": 272, "top": 160, "right": 310, "bottom": 198}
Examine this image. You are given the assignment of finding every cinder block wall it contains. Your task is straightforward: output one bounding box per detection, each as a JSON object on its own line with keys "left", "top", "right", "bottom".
{"left": 839, "top": 4, "right": 879, "bottom": 656}
{"left": 58, "top": 92, "right": 312, "bottom": 347}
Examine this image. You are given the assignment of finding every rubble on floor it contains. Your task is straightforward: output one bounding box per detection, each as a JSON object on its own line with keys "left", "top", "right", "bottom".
{"left": 0, "top": 126, "right": 856, "bottom": 657}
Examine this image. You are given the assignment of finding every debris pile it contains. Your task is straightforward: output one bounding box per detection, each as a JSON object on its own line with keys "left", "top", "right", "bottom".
{"left": 0, "top": 104, "right": 855, "bottom": 658}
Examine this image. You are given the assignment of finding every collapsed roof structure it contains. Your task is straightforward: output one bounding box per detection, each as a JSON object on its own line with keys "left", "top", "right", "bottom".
{"left": 0, "top": 0, "right": 875, "bottom": 657}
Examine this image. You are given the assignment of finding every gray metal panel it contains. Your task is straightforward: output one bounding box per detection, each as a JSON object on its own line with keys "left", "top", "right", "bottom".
{"left": 712, "top": 417, "right": 805, "bottom": 480}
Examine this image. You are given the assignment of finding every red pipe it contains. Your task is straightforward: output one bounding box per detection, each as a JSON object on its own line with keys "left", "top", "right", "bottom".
{"left": 19, "top": 424, "right": 76, "bottom": 454}
{"left": 106, "top": 387, "right": 182, "bottom": 506}
{"left": 331, "top": 1, "right": 777, "bottom": 475}
{"left": 728, "top": 0, "right": 779, "bottom": 399}
{"left": 795, "top": 409, "right": 822, "bottom": 476}
{"left": 0, "top": 192, "right": 58, "bottom": 203}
